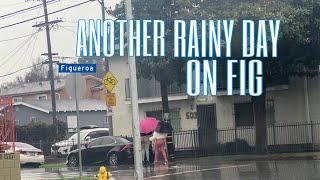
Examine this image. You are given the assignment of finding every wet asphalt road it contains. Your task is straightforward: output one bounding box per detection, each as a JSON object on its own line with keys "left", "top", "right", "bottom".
{"left": 21, "top": 158, "right": 320, "bottom": 180}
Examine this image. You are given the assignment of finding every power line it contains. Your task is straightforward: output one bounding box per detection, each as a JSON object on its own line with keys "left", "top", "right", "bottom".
{"left": 0, "top": 0, "right": 59, "bottom": 20}
{"left": 0, "top": 2, "right": 26, "bottom": 8}
{"left": 0, "top": 62, "right": 44, "bottom": 78}
{"left": 0, "top": 0, "right": 92, "bottom": 30}
{"left": 58, "top": 25, "right": 76, "bottom": 34}
{"left": 0, "top": 32, "right": 38, "bottom": 43}
{"left": 0, "top": 28, "right": 47, "bottom": 78}
{"left": 0, "top": 33, "right": 37, "bottom": 68}
{"left": 3, "top": 33, "right": 38, "bottom": 75}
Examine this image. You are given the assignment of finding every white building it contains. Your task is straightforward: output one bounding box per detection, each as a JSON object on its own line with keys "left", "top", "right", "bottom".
{"left": 109, "top": 56, "right": 320, "bottom": 147}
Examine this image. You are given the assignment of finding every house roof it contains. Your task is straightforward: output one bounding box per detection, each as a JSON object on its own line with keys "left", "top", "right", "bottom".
{"left": 14, "top": 99, "right": 107, "bottom": 114}
{"left": 0, "top": 80, "right": 65, "bottom": 96}
{"left": 0, "top": 75, "right": 105, "bottom": 97}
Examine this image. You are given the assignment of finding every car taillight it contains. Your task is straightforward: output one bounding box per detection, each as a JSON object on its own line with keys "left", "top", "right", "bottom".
{"left": 121, "top": 144, "right": 132, "bottom": 152}
{"left": 38, "top": 151, "right": 43, "bottom": 155}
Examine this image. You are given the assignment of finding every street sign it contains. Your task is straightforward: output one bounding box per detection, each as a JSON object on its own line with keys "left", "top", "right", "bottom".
{"left": 58, "top": 63, "right": 96, "bottom": 73}
{"left": 103, "top": 71, "right": 118, "bottom": 92}
{"left": 65, "top": 74, "right": 86, "bottom": 99}
{"left": 106, "top": 93, "right": 116, "bottom": 106}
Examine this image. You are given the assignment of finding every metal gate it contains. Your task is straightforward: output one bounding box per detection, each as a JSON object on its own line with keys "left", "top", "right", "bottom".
{"left": 197, "top": 104, "right": 217, "bottom": 154}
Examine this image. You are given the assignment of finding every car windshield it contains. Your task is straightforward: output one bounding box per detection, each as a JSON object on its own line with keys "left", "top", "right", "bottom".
{"left": 68, "top": 131, "right": 87, "bottom": 141}
{"left": 115, "top": 137, "right": 130, "bottom": 144}
{"left": 15, "top": 142, "right": 36, "bottom": 149}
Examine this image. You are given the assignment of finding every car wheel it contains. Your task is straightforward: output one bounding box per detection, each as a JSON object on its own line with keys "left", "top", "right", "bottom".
{"left": 108, "top": 153, "right": 118, "bottom": 166}
{"left": 68, "top": 155, "right": 79, "bottom": 167}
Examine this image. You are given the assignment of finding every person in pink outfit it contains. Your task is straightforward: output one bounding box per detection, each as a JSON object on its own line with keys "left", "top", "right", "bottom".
{"left": 149, "top": 131, "right": 168, "bottom": 164}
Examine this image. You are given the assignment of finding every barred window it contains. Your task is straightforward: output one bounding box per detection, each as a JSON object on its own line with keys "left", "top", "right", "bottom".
{"left": 234, "top": 100, "right": 275, "bottom": 127}
{"left": 234, "top": 102, "right": 254, "bottom": 127}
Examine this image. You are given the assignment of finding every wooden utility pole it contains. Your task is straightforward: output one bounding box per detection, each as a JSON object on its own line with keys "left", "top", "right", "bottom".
{"left": 99, "top": 0, "right": 113, "bottom": 135}
{"left": 41, "top": 0, "right": 58, "bottom": 133}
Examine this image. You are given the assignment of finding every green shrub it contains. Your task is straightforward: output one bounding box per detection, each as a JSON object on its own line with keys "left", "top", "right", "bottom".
{"left": 15, "top": 121, "right": 67, "bottom": 143}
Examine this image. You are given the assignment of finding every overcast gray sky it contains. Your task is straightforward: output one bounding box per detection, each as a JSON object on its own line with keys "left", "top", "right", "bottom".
{"left": 0, "top": 0, "right": 119, "bottom": 84}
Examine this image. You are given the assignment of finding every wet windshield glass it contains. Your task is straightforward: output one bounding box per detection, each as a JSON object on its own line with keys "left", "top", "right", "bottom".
{"left": 68, "top": 131, "right": 87, "bottom": 141}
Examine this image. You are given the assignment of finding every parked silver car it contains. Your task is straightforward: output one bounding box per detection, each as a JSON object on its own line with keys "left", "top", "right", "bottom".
{"left": 51, "top": 128, "right": 109, "bottom": 156}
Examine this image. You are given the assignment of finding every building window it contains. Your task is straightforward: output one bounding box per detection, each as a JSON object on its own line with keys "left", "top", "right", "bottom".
{"left": 234, "top": 102, "right": 254, "bottom": 127}
{"left": 30, "top": 116, "right": 38, "bottom": 123}
{"left": 37, "top": 94, "right": 47, "bottom": 100}
{"left": 13, "top": 97, "right": 23, "bottom": 103}
{"left": 125, "top": 78, "right": 131, "bottom": 99}
{"left": 146, "top": 108, "right": 181, "bottom": 131}
{"left": 15, "top": 120, "right": 20, "bottom": 125}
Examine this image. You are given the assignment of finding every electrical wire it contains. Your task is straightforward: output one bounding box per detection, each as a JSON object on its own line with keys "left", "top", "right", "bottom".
{"left": 0, "top": 32, "right": 38, "bottom": 43}
{"left": 0, "top": 62, "right": 44, "bottom": 78}
{"left": 3, "top": 33, "right": 38, "bottom": 75}
{"left": 58, "top": 25, "right": 76, "bottom": 34}
{"left": 0, "top": 0, "right": 59, "bottom": 20}
{"left": 0, "top": 2, "right": 27, "bottom": 8}
{"left": 0, "top": 32, "right": 38, "bottom": 69}
{"left": 0, "top": 0, "right": 92, "bottom": 30}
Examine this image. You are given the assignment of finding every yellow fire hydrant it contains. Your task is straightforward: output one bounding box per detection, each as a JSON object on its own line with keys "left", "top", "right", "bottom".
{"left": 96, "top": 166, "right": 112, "bottom": 180}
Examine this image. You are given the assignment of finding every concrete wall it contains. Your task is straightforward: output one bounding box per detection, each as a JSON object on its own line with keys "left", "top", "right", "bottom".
{"left": 109, "top": 57, "right": 133, "bottom": 136}
{"left": 307, "top": 77, "right": 320, "bottom": 122}
{"left": 213, "top": 77, "right": 320, "bottom": 145}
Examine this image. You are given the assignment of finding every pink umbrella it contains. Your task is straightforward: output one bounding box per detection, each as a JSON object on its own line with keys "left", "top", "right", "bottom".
{"left": 140, "top": 117, "right": 159, "bottom": 134}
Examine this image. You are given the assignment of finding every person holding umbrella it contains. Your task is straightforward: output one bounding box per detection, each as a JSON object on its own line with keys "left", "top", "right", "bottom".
{"left": 139, "top": 117, "right": 158, "bottom": 166}
{"left": 149, "top": 119, "right": 173, "bottom": 165}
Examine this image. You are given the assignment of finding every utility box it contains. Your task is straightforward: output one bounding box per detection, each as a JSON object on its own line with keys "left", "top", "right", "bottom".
{"left": 0, "top": 152, "right": 21, "bottom": 180}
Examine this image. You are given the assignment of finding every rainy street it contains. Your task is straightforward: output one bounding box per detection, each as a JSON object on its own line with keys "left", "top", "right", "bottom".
{"left": 21, "top": 157, "right": 320, "bottom": 180}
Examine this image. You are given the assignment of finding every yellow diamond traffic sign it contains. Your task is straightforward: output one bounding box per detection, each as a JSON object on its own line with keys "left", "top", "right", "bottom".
{"left": 103, "top": 71, "right": 118, "bottom": 92}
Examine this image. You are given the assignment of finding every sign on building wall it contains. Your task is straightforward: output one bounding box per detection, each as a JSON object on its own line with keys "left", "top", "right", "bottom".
{"left": 186, "top": 112, "right": 197, "bottom": 119}
{"left": 67, "top": 116, "right": 77, "bottom": 132}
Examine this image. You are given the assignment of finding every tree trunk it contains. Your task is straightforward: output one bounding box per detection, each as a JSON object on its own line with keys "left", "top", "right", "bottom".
{"left": 253, "top": 57, "right": 268, "bottom": 154}
{"left": 253, "top": 94, "right": 267, "bottom": 154}
{"left": 160, "top": 71, "right": 170, "bottom": 120}
{"left": 159, "top": 70, "right": 175, "bottom": 161}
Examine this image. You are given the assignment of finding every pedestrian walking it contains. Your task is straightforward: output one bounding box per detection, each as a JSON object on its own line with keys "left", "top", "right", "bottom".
{"left": 149, "top": 131, "right": 168, "bottom": 165}
{"left": 141, "top": 132, "right": 152, "bottom": 166}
